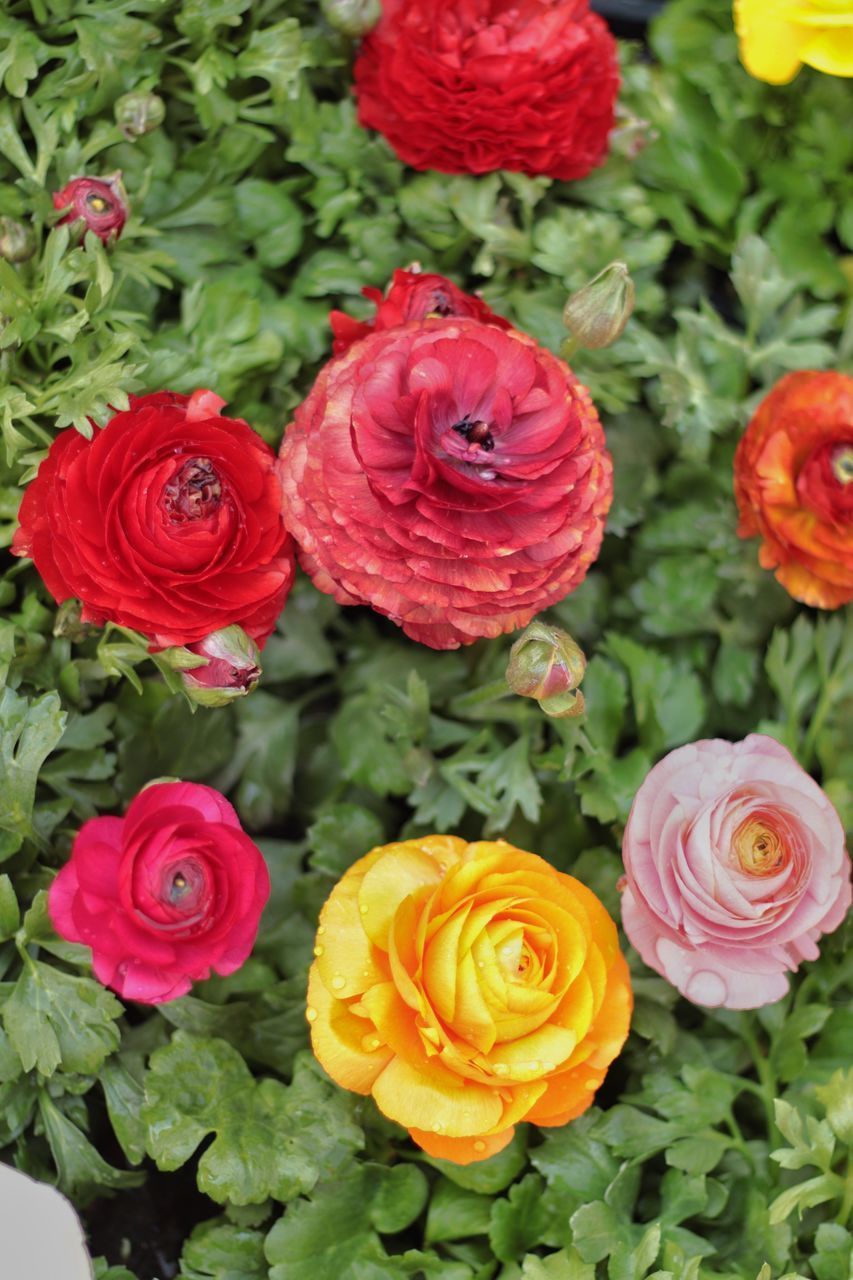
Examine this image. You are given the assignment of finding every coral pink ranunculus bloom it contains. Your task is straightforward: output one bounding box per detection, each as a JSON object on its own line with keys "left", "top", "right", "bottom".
{"left": 329, "top": 268, "right": 511, "bottom": 356}
{"left": 278, "top": 316, "right": 612, "bottom": 649}
{"left": 49, "top": 782, "right": 270, "bottom": 1004}
{"left": 619, "top": 735, "right": 851, "bottom": 1010}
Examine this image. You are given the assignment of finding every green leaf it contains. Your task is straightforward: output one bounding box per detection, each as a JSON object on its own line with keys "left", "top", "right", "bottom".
{"left": 143, "top": 1037, "right": 362, "bottom": 1204}
{"left": 0, "top": 688, "right": 66, "bottom": 840}
{"left": 307, "top": 804, "right": 385, "bottom": 876}
{"left": 38, "top": 1091, "right": 144, "bottom": 1202}
{"left": 179, "top": 1218, "right": 267, "bottom": 1280}
{"left": 3, "top": 957, "right": 122, "bottom": 1077}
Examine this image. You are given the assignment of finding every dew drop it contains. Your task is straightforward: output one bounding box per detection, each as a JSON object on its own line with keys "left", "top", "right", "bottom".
{"left": 432, "top": 1122, "right": 444, "bottom": 1134}
{"left": 359, "top": 903, "right": 369, "bottom": 915}
{"left": 494, "top": 1063, "right": 509, "bottom": 1077}
{"left": 584, "top": 1079, "right": 598, "bottom": 1091}
{"left": 473, "top": 1140, "right": 487, "bottom": 1153}
{"left": 317, "top": 925, "right": 326, "bottom": 936}
{"left": 313, "top": 945, "right": 324, "bottom": 957}
{"left": 368, "top": 1038, "right": 382, "bottom": 1051}
{"left": 331, "top": 975, "right": 346, "bottom": 991}
{"left": 306, "top": 1006, "right": 318, "bottom": 1023}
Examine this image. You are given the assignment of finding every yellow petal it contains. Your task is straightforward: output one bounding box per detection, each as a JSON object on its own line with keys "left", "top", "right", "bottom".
{"left": 307, "top": 965, "right": 391, "bottom": 1094}
{"left": 734, "top": 0, "right": 805, "bottom": 82}
{"left": 452, "top": 948, "right": 498, "bottom": 1053}
{"left": 371, "top": 1056, "right": 504, "bottom": 1137}
{"left": 358, "top": 843, "right": 444, "bottom": 948}
{"left": 315, "top": 850, "right": 389, "bottom": 1000}
{"left": 800, "top": 26, "right": 853, "bottom": 71}
{"left": 486, "top": 1022, "right": 579, "bottom": 1080}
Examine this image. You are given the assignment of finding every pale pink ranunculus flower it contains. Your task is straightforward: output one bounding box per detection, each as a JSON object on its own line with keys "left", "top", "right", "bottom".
{"left": 619, "top": 735, "right": 851, "bottom": 1010}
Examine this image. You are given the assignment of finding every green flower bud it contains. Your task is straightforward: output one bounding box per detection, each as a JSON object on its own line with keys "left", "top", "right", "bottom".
{"left": 506, "top": 620, "right": 587, "bottom": 719}
{"left": 320, "top": 0, "right": 382, "bottom": 37}
{"left": 178, "top": 626, "right": 262, "bottom": 708}
{"left": 0, "top": 217, "right": 35, "bottom": 264}
{"left": 114, "top": 91, "right": 166, "bottom": 140}
{"left": 562, "top": 261, "right": 635, "bottom": 352}
{"left": 52, "top": 599, "right": 97, "bottom": 642}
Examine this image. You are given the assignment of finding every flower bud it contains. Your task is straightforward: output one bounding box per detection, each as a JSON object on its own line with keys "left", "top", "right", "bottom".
{"left": 114, "top": 91, "right": 166, "bottom": 140}
{"left": 0, "top": 217, "right": 35, "bottom": 264}
{"left": 179, "top": 627, "right": 262, "bottom": 707}
{"left": 51, "top": 173, "right": 129, "bottom": 245}
{"left": 562, "top": 261, "right": 635, "bottom": 352}
{"left": 320, "top": 0, "right": 382, "bottom": 37}
{"left": 53, "top": 598, "right": 97, "bottom": 642}
{"left": 506, "top": 620, "right": 586, "bottom": 718}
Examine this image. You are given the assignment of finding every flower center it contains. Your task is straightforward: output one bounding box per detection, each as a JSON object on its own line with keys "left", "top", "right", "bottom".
{"left": 732, "top": 817, "right": 787, "bottom": 876}
{"left": 169, "top": 871, "right": 191, "bottom": 903}
{"left": 163, "top": 457, "right": 222, "bottom": 522}
{"left": 452, "top": 417, "right": 495, "bottom": 451}
{"left": 86, "top": 193, "right": 111, "bottom": 214}
{"left": 831, "top": 444, "right": 853, "bottom": 485}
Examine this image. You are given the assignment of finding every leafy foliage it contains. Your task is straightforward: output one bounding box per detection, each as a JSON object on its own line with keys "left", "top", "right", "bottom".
{"left": 0, "top": 0, "right": 850, "bottom": 1276}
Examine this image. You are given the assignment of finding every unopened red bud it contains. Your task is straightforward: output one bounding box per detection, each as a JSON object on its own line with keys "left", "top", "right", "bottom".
{"left": 52, "top": 173, "right": 129, "bottom": 245}
{"left": 562, "top": 261, "right": 635, "bottom": 352}
{"left": 180, "top": 627, "right": 262, "bottom": 707}
{"left": 506, "top": 620, "right": 586, "bottom": 719}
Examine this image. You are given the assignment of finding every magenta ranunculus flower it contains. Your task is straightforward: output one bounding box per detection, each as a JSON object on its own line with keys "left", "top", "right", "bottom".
{"left": 619, "top": 735, "right": 851, "bottom": 1010}
{"left": 48, "top": 782, "right": 270, "bottom": 1004}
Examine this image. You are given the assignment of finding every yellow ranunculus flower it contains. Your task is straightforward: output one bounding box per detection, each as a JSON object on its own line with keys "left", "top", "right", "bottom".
{"left": 735, "top": 0, "right": 853, "bottom": 83}
{"left": 307, "top": 836, "right": 632, "bottom": 1164}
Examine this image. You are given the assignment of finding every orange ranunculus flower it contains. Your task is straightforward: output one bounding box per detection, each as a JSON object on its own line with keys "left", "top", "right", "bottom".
{"left": 734, "top": 371, "right": 853, "bottom": 610}
{"left": 306, "top": 836, "right": 632, "bottom": 1164}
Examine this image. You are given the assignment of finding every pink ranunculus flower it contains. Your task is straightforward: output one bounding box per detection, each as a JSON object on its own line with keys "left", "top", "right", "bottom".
{"left": 49, "top": 782, "right": 270, "bottom": 1004}
{"left": 619, "top": 735, "right": 851, "bottom": 1010}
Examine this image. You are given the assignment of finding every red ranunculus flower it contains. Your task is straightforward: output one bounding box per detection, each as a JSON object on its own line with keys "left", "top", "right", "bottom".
{"left": 12, "top": 390, "right": 295, "bottom": 648}
{"left": 734, "top": 371, "right": 853, "bottom": 609}
{"left": 278, "top": 317, "right": 612, "bottom": 649}
{"left": 354, "top": 0, "right": 619, "bottom": 181}
{"left": 52, "top": 173, "right": 129, "bottom": 244}
{"left": 330, "top": 268, "right": 511, "bottom": 356}
{"left": 48, "top": 782, "right": 270, "bottom": 1004}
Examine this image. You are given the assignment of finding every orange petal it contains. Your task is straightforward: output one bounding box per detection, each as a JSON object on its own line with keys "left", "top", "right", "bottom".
{"left": 525, "top": 1062, "right": 606, "bottom": 1125}
{"left": 408, "top": 1126, "right": 516, "bottom": 1164}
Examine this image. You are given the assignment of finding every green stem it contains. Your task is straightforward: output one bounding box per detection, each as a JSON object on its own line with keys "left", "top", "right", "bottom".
{"left": 837, "top": 1158, "right": 853, "bottom": 1227}
{"left": 739, "top": 1017, "right": 779, "bottom": 1145}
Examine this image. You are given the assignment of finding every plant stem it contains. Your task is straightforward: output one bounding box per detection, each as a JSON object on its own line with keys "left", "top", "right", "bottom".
{"left": 738, "top": 1017, "right": 779, "bottom": 1145}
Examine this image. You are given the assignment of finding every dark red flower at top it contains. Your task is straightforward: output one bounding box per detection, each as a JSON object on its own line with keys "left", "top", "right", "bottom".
{"left": 330, "top": 268, "right": 511, "bottom": 356}
{"left": 278, "top": 317, "right": 612, "bottom": 649}
{"left": 52, "top": 173, "right": 129, "bottom": 244}
{"left": 354, "top": 0, "right": 620, "bottom": 181}
{"left": 13, "top": 390, "right": 295, "bottom": 649}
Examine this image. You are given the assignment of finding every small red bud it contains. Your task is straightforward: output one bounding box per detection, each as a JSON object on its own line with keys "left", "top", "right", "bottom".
{"left": 52, "top": 173, "right": 129, "bottom": 245}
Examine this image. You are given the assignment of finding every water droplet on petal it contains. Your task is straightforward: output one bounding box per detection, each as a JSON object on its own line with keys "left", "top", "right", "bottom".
{"left": 331, "top": 975, "right": 346, "bottom": 991}
{"left": 359, "top": 903, "right": 369, "bottom": 915}
{"left": 473, "top": 1140, "right": 486, "bottom": 1152}
{"left": 313, "top": 945, "right": 324, "bottom": 957}
{"left": 494, "top": 1063, "right": 509, "bottom": 1077}
{"left": 306, "top": 1007, "right": 318, "bottom": 1023}
{"left": 317, "top": 925, "right": 326, "bottom": 936}
{"left": 433, "top": 1122, "right": 444, "bottom": 1134}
